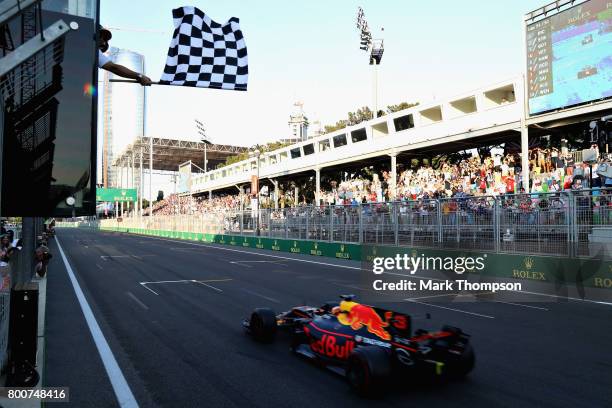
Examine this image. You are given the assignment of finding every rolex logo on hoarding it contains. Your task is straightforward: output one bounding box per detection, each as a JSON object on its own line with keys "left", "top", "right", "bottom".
{"left": 512, "top": 256, "right": 544, "bottom": 281}
{"left": 291, "top": 240, "right": 300, "bottom": 253}
{"left": 311, "top": 241, "right": 322, "bottom": 256}
{"left": 336, "top": 244, "right": 350, "bottom": 259}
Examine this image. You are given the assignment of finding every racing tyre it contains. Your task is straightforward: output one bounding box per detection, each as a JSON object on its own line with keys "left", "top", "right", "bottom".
{"left": 439, "top": 326, "right": 474, "bottom": 378}
{"left": 448, "top": 343, "right": 475, "bottom": 379}
{"left": 250, "top": 308, "right": 277, "bottom": 343}
{"left": 346, "top": 346, "right": 391, "bottom": 396}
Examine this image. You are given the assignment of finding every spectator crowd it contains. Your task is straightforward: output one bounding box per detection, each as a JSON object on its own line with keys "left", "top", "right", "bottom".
{"left": 140, "top": 145, "right": 612, "bottom": 216}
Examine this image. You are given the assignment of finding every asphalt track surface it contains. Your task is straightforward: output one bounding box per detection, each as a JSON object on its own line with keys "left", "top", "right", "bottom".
{"left": 43, "top": 228, "right": 612, "bottom": 407}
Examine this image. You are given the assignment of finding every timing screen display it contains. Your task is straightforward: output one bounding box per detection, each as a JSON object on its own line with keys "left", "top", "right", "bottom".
{"left": 527, "top": 0, "right": 612, "bottom": 115}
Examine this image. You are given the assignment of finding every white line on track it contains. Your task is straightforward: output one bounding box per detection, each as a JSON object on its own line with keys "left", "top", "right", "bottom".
{"left": 194, "top": 281, "right": 223, "bottom": 292}
{"left": 56, "top": 236, "right": 139, "bottom": 408}
{"left": 139, "top": 279, "right": 232, "bottom": 295}
{"left": 126, "top": 291, "right": 149, "bottom": 310}
{"left": 404, "top": 292, "right": 481, "bottom": 301}
{"left": 141, "top": 279, "right": 194, "bottom": 284}
{"left": 241, "top": 288, "right": 280, "bottom": 303}
{"left": 131, "top": 255, "right": 156, "bottom": 260}
{"left": 101, "top": 255, "right": 156, "bottom": 260}
{"left": 116, "top": 234, "right": 612, "bottom": 308}
{"left": 229, "top": 261, "right": 252, "bottom": 268}
{"left": 494, "top": 300, "right": 549, "bottom": 311}
{"left": 405, "top": 299, "right": 495, "bottom": 319}
{"left": 140, "top": 283, "right": 159, "bottom": 296}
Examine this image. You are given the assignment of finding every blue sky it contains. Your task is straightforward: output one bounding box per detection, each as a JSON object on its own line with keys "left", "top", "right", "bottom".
{"left": 100, "top": 0, "right": 545, "bottom": 147}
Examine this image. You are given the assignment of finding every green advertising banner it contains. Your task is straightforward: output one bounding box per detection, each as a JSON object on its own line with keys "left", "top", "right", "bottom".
{"left": 96, "top": 188, "right": 138, "bottom": 202}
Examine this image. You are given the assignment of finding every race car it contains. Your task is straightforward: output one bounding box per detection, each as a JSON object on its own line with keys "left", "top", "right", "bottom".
{"left": 243, "top": 295, "right": 475, "bottom": 395}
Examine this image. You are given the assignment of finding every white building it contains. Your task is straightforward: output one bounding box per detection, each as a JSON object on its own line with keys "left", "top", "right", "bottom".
{"left": 99, "top": 47, "right": 146, "bottom": 188}
{"left": 286, "top": 101, "right": 309, "bottom": 143}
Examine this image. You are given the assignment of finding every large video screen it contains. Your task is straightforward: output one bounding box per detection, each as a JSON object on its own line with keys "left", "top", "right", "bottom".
{"left": 527, "top": 0, "right": 612, "bottom": 115}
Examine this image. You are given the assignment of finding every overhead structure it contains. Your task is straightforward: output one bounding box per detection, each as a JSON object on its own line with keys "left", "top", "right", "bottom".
{"left": 113, "top": 137, "right": 248, "bottom": 172}
{"left": 355, "top": 7, "right": 385, "bottom": 117}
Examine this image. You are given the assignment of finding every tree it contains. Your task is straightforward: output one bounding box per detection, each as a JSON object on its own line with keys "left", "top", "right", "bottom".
{"left": 387, "top": 101, "right": 419, "bottom": 113}
{"left": 324, "top": 120, "right": 348, "bottom": 134}
{"left": 157, "top": 190, "right": 164, "bottom": 202}
{"left": 323, "top": 101, "right": 419, "bottom": 134}
{"left": 348, "top": 106, "right": 373, "bottom": 126}
{"left": 215, "top": 141, "right": 293, "bottom": 169}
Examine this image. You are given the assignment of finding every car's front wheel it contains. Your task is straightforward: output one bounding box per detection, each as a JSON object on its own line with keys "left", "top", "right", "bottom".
{"left": 249, "top": 308, "right": 277, "bottom": 343}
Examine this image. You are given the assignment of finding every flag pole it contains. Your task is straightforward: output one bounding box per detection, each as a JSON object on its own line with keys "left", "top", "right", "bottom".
{"left": 108, "top": 79, "right": 161, "bottom": 84}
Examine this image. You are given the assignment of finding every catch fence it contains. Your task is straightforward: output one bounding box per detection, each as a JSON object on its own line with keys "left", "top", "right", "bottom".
{"left": 98, "top": 189, "right": 612, "bottom": 258}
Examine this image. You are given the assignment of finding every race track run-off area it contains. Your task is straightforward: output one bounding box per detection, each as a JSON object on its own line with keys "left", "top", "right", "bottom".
{"left": 43, "top": 228, "right": 612, "bottom": 408}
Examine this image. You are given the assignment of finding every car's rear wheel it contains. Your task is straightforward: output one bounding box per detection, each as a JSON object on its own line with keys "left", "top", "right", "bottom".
{"left": 448, "top": 343, "right": 475, "bottom": 378}
{"left": 249, "top": 308, "right": 277, "bottom": 343}
{"left": 346, "top": 346, "right": 391, "bottom": 396}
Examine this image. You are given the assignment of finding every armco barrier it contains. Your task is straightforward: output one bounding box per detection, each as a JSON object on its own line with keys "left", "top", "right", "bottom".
{"left": 95, "top": 225, "right": 612, "bottom": 291}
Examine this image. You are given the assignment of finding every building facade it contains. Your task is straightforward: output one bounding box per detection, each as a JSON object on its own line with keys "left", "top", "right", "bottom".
{"left": 287, "top": 101, "right": 309, "bottom": 143}
{"left": 100, "top": 47, "right": 146, "bottom": 188}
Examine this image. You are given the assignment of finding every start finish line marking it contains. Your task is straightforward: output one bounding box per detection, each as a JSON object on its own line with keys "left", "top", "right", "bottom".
{"left": 139, "top": 279, "right": 233, "bottom": 295}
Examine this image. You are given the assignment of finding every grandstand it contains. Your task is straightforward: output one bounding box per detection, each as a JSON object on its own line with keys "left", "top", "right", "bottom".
{"left": 189, "top": 77, "right": 611, "bottom": 204}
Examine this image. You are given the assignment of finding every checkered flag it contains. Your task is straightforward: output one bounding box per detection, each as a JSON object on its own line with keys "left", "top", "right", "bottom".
{"left": 159, "top": 6, "right": 248, "bottom": 91}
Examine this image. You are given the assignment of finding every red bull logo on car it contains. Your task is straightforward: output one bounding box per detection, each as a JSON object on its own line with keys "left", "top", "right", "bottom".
{"left": 336, "top": 301, "right": 391, "bottom": 340}
{"left": 309, "top": 334, "right": 356, "bottom": 359}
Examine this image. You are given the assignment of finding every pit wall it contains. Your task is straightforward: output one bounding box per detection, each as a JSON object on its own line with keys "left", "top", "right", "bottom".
{"left": 94, "top": 225, "right": 612, "bottom": 291}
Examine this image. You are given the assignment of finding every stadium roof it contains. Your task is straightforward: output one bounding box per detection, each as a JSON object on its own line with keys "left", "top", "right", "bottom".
{"left": 112, "top": 137, "right": 249, "bottom": 172}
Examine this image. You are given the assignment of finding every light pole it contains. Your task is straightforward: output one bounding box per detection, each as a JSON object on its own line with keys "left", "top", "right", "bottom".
{"left": 195, "top": 119, "right": 210, "bottom": 172}
{"left": 356, "top": 7, "right": 385, "bottom": 117}
{"left": 249, "top": 149, "right": 261, "bottom": 236}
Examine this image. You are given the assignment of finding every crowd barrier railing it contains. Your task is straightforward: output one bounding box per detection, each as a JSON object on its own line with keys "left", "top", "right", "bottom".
{"left": 88, "top": 188, "right": 612, "bottom": 259}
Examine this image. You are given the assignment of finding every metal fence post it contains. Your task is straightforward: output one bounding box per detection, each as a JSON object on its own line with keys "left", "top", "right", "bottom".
{"left": 285, "top": 209, "right": 289, "bottom": 239}
{"left": 305, "top": 207, "right": 310, "bottom": 241}
{"left": 436, "top": 199, "right": 442, "bottom": 248}
{"left": 268, "top": 209, "right": 272, "bottom": 238}
{"left": 329, "top": 206, "right": 334, "bottom": 242}
{"left": 359, "top": 204, "right": 363, "bottom": 244}
{"left": 393, "top": 202, "right": 399, "bottom": 246}
{"left": 570, "top": 192, "right": 577, "bottom": 258}
{"left": 494, "top": 197, "right": 500, "bottom": 253}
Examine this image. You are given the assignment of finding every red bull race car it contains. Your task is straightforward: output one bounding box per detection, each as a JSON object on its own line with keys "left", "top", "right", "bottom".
{"left": 243, "top": 295, "right": 475, "bottom": 395}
